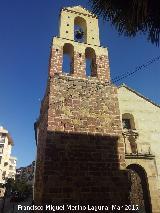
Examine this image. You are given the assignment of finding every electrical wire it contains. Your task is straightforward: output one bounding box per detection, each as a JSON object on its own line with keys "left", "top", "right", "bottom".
{"left": 111, "top": 55, "right": 160, "bottom": 84}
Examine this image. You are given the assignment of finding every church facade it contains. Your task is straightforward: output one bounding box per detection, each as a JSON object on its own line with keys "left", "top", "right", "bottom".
{"left": 118, "top": 84, "right": 160, "bottom": 212}
{"left": 34, "top": 6, "right": 160, "bottom": 212}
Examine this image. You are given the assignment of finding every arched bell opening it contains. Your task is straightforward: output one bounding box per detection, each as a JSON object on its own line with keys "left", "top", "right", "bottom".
{"left": 62, "top": 43, "right": 74, "bottom": 74}
{"left": 127, "top": 164, "right": 152, "bottom": 213}
{"left": 74, "top": 16, "right": 87, "bottom": 43}
{"left": 85, "top": 47, "right": 97, "bottom": 77}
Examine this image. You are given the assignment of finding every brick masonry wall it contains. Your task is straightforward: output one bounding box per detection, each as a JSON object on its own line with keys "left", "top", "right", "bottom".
{"left": 49, "top": 45, "right": 110, "bottom": 82}
{"left": 96, "top": 55, "right": 110, "bottom": 82}
{"left": 34, "top": 88, "right": 49, "bottom": 204}
{"left": 73, "top": 51, "right": 86, "bottom": 78}
{"left": 34, "top": 73, "right": 131, "bottom": 207}
{"left": 48, "top": 74, "right": 121, "bottom": 135}
{"left": 42, "top": 132, "right": 130, "bottom": 207}
{"left": 49, "top": 47, "right": 63, "bottom": 77}
{"left": 47, "top": 74, "right": 126, "bottom": 167}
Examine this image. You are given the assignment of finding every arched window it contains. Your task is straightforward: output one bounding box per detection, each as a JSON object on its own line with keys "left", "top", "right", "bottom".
{"left": 122, "top": 113, "right": 138, "bottom": 154}
{"left": 122, "top": 113, "right": 136, "bottom": 130}
{"left": 62, "top": 43, "right": 74, "bottom": 74}
{"left": 74, "top": 16, "right": 87, "bottom": 43}
{"left": 85, "top": 47, "right": 97, "bottom": 77}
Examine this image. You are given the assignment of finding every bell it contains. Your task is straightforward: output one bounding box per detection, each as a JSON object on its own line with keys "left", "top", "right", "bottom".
{"left": 75, "top": 30, "right": 84, "bottom": 40}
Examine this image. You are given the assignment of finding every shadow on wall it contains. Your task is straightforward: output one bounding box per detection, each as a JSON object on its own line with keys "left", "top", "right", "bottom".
{"left": 36, "top": 131, "right": 131, "bottom": 207}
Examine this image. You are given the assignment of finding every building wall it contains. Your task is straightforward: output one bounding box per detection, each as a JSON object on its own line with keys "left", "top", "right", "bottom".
{"left": 34, "top": 71, "right": 130, "bottom": 206}
{"left": 59, "top": 6, "right": 100, "bottom": 46}
{"left": 50, "top": 37, "right": 110, "bottom": 82}
{"left": 41, "top": 132, "right": 130, "bottom": 206}
{"left": 118, "top": 86, "right": 160, "bottom": 185}
{"left": 0, "top": 126, "right": 12, "bottom": 184}
{"left": 8, "top": 156, "right": 17, "bottom": 179}
{"left": 0, "top": 126, "right": 16, "bottom": 197}
{"left": 48, "top": 75, "right": 122, "bottom": 138}
{"left": 118, "top": 85, "right": 160, "bottom": 212}
{"left": 34, "top": 6, "right": 131, "bottom": 207}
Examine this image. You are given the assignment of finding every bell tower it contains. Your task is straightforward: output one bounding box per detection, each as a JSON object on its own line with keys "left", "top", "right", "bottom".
{"left": 49, "top": 6, "right": 110, "bottom": 81}
{"left": 59, "top": 6, "right": 100, "bottom": 45}
{"left": 34, "top": 6, "right": 130, "bottom": 207}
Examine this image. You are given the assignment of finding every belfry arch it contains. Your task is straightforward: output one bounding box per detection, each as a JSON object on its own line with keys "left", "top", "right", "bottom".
{"left": 74, "top": 16, "right": 87, "bottom": 43}
{"left": 62, "top": 43, "right": 74, "bottom": 74}
{"left": 85, "top": 47, "right": 97, "bottom": 77}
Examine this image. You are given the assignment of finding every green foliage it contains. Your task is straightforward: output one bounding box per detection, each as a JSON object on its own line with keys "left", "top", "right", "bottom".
{"left": 5, "top": 178, "right": 15, "bottom": 190}
{"left": 5, "top": 178, "right": 32, "bottom": 197}
{"left": 89, "top": 0, "right": 160, "bottom": 46}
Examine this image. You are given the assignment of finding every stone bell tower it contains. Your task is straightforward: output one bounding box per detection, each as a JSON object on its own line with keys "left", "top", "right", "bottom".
{"left": 49, "top": 6, "right": 110, "bottom": 81}
{"left": 34, "top": 6, "right": 130, "bottom": 208}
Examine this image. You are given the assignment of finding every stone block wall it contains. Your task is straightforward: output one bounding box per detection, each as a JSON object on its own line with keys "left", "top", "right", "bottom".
{"left": 96, "top": 55, "right": 110, "bottom": 82}
{"left": 47, "top": 74, "right": 126, "bottom": 168}
{"left": 49, "top": 38, "right": 111, "bottom": 83}
{"left": 34, "top": 74, "right": 131, "bottom": 207}
{"left": 49, "top": 47, "right": 63, "bottom": 77}
{"left": 42, "top": 132, "right": 130, "bottom": 206}
{"left": 73, "top": 51, "right": 86, "bottom": 78}
{"left": 34, "top": 6, "right": 131, "bottom": 210}
{"left": 34, "top": 88, "right": 49, "bottom": 203}
{"left": 126, "top": 157, "right": 160, "bottom": 212}
{"left": 48, "top": 74, "right": 121, "bottom": 135}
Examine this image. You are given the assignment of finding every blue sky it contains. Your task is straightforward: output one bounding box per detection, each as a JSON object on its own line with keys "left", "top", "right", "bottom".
{"left": 0, "top": 0, "right": 159, "bottom": 167}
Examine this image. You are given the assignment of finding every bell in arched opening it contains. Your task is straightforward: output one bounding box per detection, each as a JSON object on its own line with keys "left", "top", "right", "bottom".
{"left": 74, "top": 16, "right": 86, "bottom": 42}
{"left": 75, "top": 28, "right": 84, "bottom": 40}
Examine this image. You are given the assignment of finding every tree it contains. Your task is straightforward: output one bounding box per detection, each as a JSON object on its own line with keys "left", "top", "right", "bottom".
{"left": 1, "top": 179, "right": 32, "bottom": 212}
{"left": 1, "top": 179, "right": 15, "bottom": 213}
{"left": 5, "top": 178, "right": 32, "bottom": 198}
{"left": 5, "top": 178, "right": 15, "bottom": 194}
{"left": 89, "top": 0, "right": 160, "bottom": 46}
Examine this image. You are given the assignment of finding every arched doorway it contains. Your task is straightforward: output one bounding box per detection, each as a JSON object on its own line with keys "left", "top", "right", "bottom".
{"left": 127, "top": 164, "right": 152, "bottom": 213}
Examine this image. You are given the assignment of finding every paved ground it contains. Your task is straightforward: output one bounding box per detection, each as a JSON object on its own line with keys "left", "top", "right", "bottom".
{"left": 0, "top": 197, "right": 32, "bottom": 213}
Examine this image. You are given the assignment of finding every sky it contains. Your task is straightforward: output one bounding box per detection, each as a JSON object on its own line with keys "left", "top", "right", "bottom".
{"left": 0, "top": 0, "right": 159, "bottom": 168}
